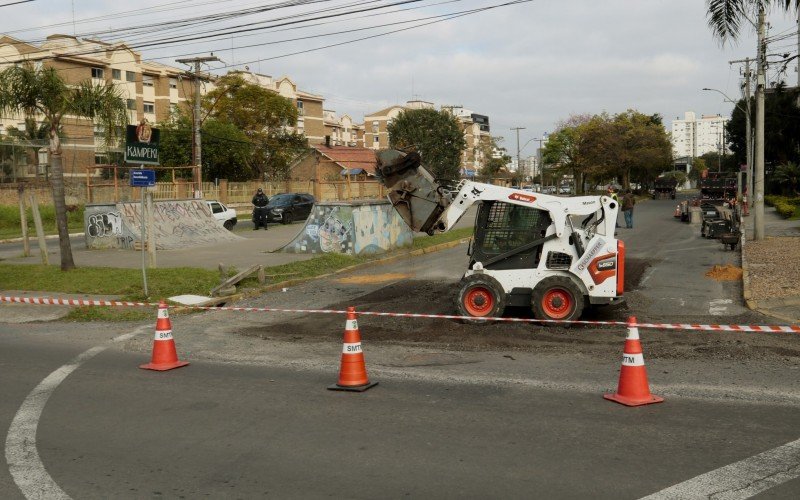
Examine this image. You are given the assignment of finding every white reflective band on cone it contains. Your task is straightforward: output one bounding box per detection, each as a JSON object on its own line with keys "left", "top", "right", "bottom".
{"left": 158, "top": 309, "right": 169, "bottom": 319}
{"left": 621, "top": 353, "right": 645, "bottom": 366}
{"left": 626, "top": 327, "right": 640, "bottom": 340}
{"left": 342, "top": 342, "right": 362, "bottom": 354}
{"left": 154, "top": 330, "right": 174, "bottom": 340}
{"left": 345, "top": 319, "right": 358, "bottom": 330}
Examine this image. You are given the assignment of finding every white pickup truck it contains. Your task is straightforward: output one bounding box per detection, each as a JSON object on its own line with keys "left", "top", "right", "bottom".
{"left": 205, "top": 200, "right": 237, "bottom": 231}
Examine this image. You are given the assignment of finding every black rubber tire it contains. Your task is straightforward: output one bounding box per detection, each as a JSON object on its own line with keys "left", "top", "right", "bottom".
{"left": 223, "top": 220, "right": 234, "bottom": 231}
{"left": 281, "top": 211, "right": 293, "bottom": 224}
{"left": 531, "top": 276, "right": 585, "bottom": 323}
{"left": 455, "top": 274, "right": 506, "bottom": 324}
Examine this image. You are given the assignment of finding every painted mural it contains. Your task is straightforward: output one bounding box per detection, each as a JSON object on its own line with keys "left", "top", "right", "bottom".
{"left": 280, "top": 201, "right": 412, "bottom": 255}
{"left": 85, "top": 199, "right": 241, "bottom": 250}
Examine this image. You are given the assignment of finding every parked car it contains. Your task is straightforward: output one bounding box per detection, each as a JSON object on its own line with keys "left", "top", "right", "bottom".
{"left": 542, "top": 186, "right": 557, "bottom": 194}
{"left": 206, "top": 200, "right": 237, "bottom": 230}
{"left": 266, "top": 193, "right": 315, "bottom": 224}
{"left": 559, "top": 185, "right": 572, "bottom": 195}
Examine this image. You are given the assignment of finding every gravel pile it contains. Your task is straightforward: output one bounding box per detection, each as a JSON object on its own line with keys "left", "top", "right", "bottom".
{"left": 745, "top": 236, "right": 800, "bottom": 301}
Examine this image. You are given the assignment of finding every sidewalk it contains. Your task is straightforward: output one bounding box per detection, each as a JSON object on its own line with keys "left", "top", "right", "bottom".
{"left": 741, "top": 205, "right": 800, "bottom": 323}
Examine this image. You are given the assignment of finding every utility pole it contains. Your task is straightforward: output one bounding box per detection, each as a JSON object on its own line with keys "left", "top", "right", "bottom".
{"left": 537, "top": 136, "right": 546, "bottom": 188}
{"left": 754, "top": 6, "right": 766, "bottom": 240}
{"left": 511, "top": 127, "right": 525, "bottom": 180}
{"left": 176, "top": 55, "right": 219, "bottom": 197}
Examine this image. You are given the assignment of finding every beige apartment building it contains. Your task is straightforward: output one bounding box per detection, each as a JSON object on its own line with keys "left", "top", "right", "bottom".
{"left": 0, "top": 34, "right": 330, "bottom": 183}
{"left": 0, "top": 34, "right": 196, "bottom": 180}
{"left": 323, "top": 110, "right": 363, "bottom": 147}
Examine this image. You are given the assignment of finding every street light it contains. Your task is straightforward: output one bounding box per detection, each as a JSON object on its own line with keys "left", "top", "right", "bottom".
{"left": 702, "top": 87, "right": 753, "bottom": 208}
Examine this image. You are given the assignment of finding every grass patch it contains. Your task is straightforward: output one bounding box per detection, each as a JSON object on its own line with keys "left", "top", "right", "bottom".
{"left": 0, "top": 204, "right": 85, "bottom": 240}
{"left": 0, "top": 226, "right": 473, "bottom": 321}
{"left": 0, "top": 264, "right": 222, "bottom": 301}
{"left": 412, "top": 227, "right": 473, "bottom": 249}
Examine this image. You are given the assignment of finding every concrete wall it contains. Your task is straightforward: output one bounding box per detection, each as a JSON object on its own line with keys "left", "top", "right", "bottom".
{"left": 280, "top": 200, "right": 412, "bottom": 255}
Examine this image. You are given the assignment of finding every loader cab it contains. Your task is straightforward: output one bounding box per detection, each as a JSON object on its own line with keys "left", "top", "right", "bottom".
{"left": 469, "top": 201, "right": 552, "bottom": 270}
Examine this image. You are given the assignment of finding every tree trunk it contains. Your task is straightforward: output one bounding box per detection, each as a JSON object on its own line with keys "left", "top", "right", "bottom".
{"left": 49, "top": 129, "right": 74, "bottom": 270}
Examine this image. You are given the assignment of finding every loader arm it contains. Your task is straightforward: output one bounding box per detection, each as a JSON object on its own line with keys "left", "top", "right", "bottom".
{"left": 377, "top": 149, "right": 618, "bottom": 239}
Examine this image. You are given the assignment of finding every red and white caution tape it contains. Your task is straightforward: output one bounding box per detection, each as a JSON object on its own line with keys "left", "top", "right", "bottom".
{"left": 2, "top": 295, "right": 798, "bottom": 333}
{"left": 1, "top": 295, "right": 151, "bottom": 308}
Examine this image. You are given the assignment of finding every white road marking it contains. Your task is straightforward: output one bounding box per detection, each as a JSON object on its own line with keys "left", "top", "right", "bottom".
{"left": 5, "top": 327, "right": 145, "bottom": 499}
{"left": 709, "top": 298, "right": 733, "bottom": 316}
{"left": 640, "top": 437, "right": 800, "bottom": 499}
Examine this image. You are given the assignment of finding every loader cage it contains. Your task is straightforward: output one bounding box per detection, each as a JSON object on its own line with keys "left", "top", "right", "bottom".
{"left": 470, "top": 201, "right": 552, "bottom": 270}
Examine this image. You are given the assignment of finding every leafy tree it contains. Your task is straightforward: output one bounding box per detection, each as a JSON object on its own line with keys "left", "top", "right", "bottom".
{"left": 0, "top": 65, "right": 127, "bottom": 270}
{"left": 477, "top": 136, "right": 509, "bottom": 177}
{"left": 542, "top": 114, "right": 595, "bottom": 194}
{"left": 388, "top": 108, "right": 466, "bottom": 180}
{"left": 689, "top": 157, "right": 707, "bottom": 183}
{"left": 609, "top": 110, "right": 672, "bottom": 189}
{"left": 159, "top": 111, "right": 252, "bottom": 181}
{"left": 706, "top": 1, "right": 798, "bottom": 43}
{"left": 203, "top": 74, "right": 306, "bottom": 180}
{"left": 772, "top": 161, "right": 800, "bottom": 195}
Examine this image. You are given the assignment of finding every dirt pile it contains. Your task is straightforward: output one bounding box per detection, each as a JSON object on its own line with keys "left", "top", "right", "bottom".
{"left": 705, "top": 264, "right": 743, "bottom": 281}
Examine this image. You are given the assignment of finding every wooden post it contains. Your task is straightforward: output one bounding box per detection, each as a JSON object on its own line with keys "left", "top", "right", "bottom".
{"left": 346, "top": 175, "right": 352, "bottom": 200}
{"left": 313, "top": 158, "right": 322, "bottom": 201}
{"left": 257, "top": 265, "right": 265, "bottom": 285}
{"left": 146, "top": 191, "right": 156, "bottom": 268}
{"left": 28, "top": 193, "right": 48, "bottom": 265}
{"left": 85, "top": 166, "right": 92, "bottom": 203}
{"left": 17, "top": 184, "right": 30, "bottom": 257}
{"left": 219, "top": 179, "right": 228, "bottom": 204}
{"left": 113, "top": 165, "right": 119, "bottom": 202}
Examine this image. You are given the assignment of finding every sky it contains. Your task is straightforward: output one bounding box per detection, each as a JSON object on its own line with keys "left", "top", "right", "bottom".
{"left": 5, "top": 0, "right": 798, "bottom": 157}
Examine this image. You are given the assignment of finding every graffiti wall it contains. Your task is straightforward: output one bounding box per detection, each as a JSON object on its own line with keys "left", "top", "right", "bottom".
{"left": 85, "top": 199, "right": 241, "bottom": 250}
{"left": 280, "top": 200, "right": 412, "bottom": 255}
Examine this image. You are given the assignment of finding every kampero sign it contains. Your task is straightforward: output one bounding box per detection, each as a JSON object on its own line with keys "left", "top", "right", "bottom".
{"left": 125, "top": 121, "right": 160, "bottom": 165}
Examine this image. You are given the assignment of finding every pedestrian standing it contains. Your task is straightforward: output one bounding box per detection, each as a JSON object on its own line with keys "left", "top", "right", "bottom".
{"left": 622, "top": 189, "right": 636, "bottom": 229}
{"left": 252, "top": 188, "right": 269, "bottom": 230}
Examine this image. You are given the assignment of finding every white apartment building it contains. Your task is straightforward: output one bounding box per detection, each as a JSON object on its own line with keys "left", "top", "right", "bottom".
{"left": 671, "top": 111, "right": 729, "bottom": 158}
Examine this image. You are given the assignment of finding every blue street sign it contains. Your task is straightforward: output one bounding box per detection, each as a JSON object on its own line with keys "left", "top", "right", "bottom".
{"left": 130, "top": 169, "right": 156, "bottom": 187}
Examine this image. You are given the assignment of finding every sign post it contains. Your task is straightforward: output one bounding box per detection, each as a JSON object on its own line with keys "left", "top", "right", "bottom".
{"left": 131, "top": 169, "right": 156, "bottom": 297}
{"left": 127, "top": 121, "right": 160, "bottom": 298}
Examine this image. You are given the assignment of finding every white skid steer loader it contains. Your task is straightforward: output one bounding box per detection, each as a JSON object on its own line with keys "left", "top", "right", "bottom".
{"left": 376, "top": 150, "right": 625, "bottom": 322}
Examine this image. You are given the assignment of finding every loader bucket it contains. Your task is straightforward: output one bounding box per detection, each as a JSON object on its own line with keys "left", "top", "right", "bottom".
{"left": 376, "top": 150, "right": 451, "bottom": 234}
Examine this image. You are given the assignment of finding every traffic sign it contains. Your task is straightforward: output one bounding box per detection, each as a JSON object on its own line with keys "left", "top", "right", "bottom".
{"left": 131, "top": 169, "right": 156, "bottom": 187}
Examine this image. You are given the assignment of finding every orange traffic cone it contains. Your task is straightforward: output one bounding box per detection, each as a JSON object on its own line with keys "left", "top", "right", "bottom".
{"left": 139, "top": 301, "right": 189, "bottom": 371}
{"left": 328, "top": 307, "right": 377, "bottom": 392}
{"left": 604, "top": 316, "right": 663, "bottom": 406}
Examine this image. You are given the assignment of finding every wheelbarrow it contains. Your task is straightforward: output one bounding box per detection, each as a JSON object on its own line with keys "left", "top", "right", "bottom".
{"left": 719, "top": 231, "right": 741, "bottom": 251}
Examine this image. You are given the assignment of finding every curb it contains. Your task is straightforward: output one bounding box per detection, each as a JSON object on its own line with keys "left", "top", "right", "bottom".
{"left": 0, "top": 232, "right": 84, "bottom": 245}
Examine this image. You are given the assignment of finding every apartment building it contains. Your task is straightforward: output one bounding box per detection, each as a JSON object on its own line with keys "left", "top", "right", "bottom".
{"left": 0, "top": 34, "right": 196, "bottom": 179}
{"left": 323, "top": 110, "right": 363, "bottom": 147}
{"left": 363, "top": 100, "right": 435, "bottom": 150}
{"left": 671, "top": 111, "right": 729, "bottom": 158}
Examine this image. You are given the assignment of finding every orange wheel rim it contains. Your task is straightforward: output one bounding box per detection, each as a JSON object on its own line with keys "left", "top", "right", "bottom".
{"left": 464, "top": 287, "right": 494, "bottom": 316}
{"left": 542, "top": 288, "right": 572, "bottom": 319}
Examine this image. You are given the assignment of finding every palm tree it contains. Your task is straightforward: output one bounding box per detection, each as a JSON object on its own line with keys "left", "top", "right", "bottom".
{"left": 707, "top": 1, "right": 798, "bottom": 41}
{"left": 0, "top": 65, "right": 128, "bottom": 270}
{"left": 772, "top": 162, "right": 800, "bottom": 195}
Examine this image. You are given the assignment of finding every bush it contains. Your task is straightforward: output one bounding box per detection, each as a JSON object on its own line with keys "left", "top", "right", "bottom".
{"left": 775, "top": 201, "right": 796, "bottom": 218}
{"left": 765, "top": 195, "right": 780, "bottom": 207}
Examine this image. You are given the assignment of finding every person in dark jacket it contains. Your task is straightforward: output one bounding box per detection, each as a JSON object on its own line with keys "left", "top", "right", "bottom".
{"left": 252, "top": 188, "right": 269, "bottom": 230}
{"left": 621, "top": 190, "right": 636, "bottom": 229}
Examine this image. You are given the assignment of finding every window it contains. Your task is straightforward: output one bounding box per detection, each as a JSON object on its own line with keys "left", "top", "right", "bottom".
{"left": 94, "top": 154, "right": 107, "bottom": 165}
{"left": 112, "top": 69, "right": 121, "bottom": 80}
{"left": 126, "top": 99, "right": 136, "bottom": 110}
{"left": 91, "top": 67, "right": 104, "bottom": 79}
{"left": 143, "top": 101, "right": 155, "bottom": 114}
{"left": 169, "top": 78, "right": 177, "bottom": 89}
{"left": 296, "top": 100, "right": 304, "bottom": 116}
{"left": 373, "top": 135, "right": 379, "bottom": 143}
{"left": 296, "top": 118, "right": 304, "bottom": 131}
{"left": 143, "top": 75, "right": 154, "bottom": 87}
{"left": 94, "top": 124, "right": 105, "bottom": 137}
{"left": 126, "top": 71, "right": 136, "bottom": 82}
{"left": 371, "top": 121, "right": 379, "bottom": 133}
{"left": 210, "top": 202, "right": 223, "bottom": 214}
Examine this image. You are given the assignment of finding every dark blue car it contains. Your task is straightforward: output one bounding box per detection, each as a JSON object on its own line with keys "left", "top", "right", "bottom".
{"left": 266, "top": 193, "right": 315, "bottom": 224}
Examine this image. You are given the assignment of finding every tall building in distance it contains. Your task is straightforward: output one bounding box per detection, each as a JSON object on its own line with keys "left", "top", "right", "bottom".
{"left": 671, "top": 112, "right": 729, "bottom": 159}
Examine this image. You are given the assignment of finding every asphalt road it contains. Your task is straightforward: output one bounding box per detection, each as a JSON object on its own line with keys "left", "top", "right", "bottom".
{"left": 1, "top": 197, "right": 799, "bottom": 498}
